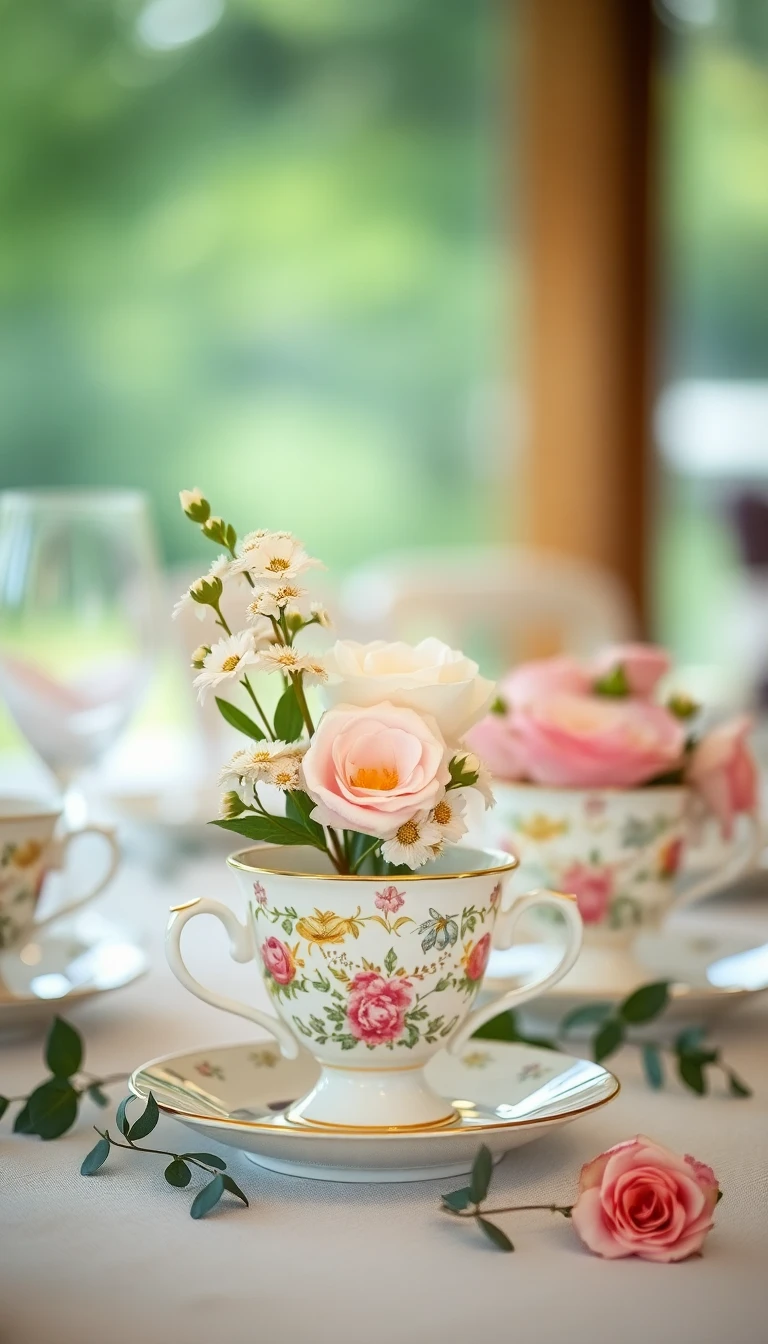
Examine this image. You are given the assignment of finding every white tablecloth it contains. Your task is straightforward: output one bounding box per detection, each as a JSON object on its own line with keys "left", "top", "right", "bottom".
{"left": 3, "top": 855, "right": 768, "bottom": 1344}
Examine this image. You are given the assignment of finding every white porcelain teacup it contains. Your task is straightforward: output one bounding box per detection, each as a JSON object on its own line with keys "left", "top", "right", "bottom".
{"left": 485, "top": 782, "right": 762, "bottom": 983}
{"left": 0, "top": 797, "right": 120, "bottom": 951}
{"left": 166, "top": 844, "right": 582, "bottom": 1131}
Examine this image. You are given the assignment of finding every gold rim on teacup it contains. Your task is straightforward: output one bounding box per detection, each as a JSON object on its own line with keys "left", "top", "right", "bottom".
{"left": 226, "top": 844, "right": 519, "bottom": 882}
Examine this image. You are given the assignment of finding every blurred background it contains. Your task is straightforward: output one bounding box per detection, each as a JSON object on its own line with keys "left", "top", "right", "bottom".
{"left": 1, "top": 0, "right": 767, "bottom": 802}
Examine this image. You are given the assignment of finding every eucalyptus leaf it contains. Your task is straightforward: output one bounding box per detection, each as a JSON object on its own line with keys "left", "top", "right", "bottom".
{"left": 116, "top": 1096, "right": 133, "bottom": 1138}
{"left": 675, "top": 1026, "right": 707, "bottom": 1054}
{"left": 181, "top": 1152, "right": 227, "bottom": 1169}
{"left": 28, "top": 1077, "right": 79, "bottom": 1140}
{"left": 81, "top": 1136, "right": 111, "bottom": 1175}
{"left": 472, "top": 1011, "right": 522, "bottom": 1043}
{"left": 641, "top": 1043, "right": 664, "bottom": 1090}
{"left": 214, "top": 697, "right": 265, "bottom": 741}
{"left": 469, "top": 1145, "right": 492, "bottom": 1205}
{"left": 87, "top": 1084, "right": 109, "bottom": 1108}
{"left": 477, "top": 1217, "right": 514, "bottom": 1252}
{"left": 274, "top": 684, "right": 304, "bottom": 742}
{"left": 128, "top": 1091, "right": 159, "bottom": 1142}
{"left": 13, "top": 1100, "right": 35, "bottom": 1135}
{"left": 559, "top": 1003, "right": 613, "bottom": 1033}
{"left": 164, "top": 1158, "right": 192, "bottom": 1187}
{"left": 593, "top": 1018, "right": 624, "bottom": 1062}
{"left": 213, "top": 815, "right": 325, "bottom": 851}
{"left": 221, "top": 1174, "right": 249, "bottom": 1207}
{"left": 190, "top": 1173, "right": 225, "bottom": 1220}
{"left": 45, "top": 1017, "right": 83, "bottom": 1078}
{"left": 441, "top": 1187, "right": 472, "bottom": 1212}
{"left": 677, "top": 1054, "right": 707, "bottom": 1095}
{"left": 619, "top": 981, "right": 670, "bottom": 1024}
{"left": 0, "top": 1096, "right": 8, "bottom": 1121}
{"left": 727, "top": 1071, "right": 752, "bottom": 1098}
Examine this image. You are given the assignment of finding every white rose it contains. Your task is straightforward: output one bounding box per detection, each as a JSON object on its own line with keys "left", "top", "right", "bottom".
{"left": 322, "top": 638, "right": 495, "bottom": 739}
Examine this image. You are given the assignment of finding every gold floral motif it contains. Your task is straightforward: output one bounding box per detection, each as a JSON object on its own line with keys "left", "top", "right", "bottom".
{"left": 514, "top": 813, "right": 569, "bottom": 842}
{"left": 249, "top": 1048, "right": 279, "bottom": 1068}
{"left": 11, "top": 839, "right": 43, "bottom": 869}
{"left": 295, "top": 907, "right": 364, "bottom": 946}
{"left": 461, "top": 1050, "right": 491, "bottom": 1069}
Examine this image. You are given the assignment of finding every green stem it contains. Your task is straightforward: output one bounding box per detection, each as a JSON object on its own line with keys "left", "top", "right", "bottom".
{"left": 95, "top": 1129, "right": 223, "bottom": 1177}
{"left": 240, "top": 675, "right": 275, "bottom": 738}
{"left": 291, "top": 673, "right": 315, "bottom": 735}
{"left": 448, "top": 1203, "right": 573, "bottom": 1219}
{"left": 351, "top": 838, "right": 381, "bottom": 875}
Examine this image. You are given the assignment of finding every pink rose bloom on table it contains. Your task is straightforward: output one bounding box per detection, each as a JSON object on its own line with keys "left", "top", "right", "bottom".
{"left": 572, "top": 1135, "right": 721, "bottom": 1262}
{"left": 260, "top": 936, "right": 296, "bottom": 986}
{"left": 346, "top": 971, "right": 413, "bottom": 1044}
{"left": 561, "top": 861, "right": 614, "bottom": 924}
{"left": 687, "top": 715, "right": 758, "bottom": 840}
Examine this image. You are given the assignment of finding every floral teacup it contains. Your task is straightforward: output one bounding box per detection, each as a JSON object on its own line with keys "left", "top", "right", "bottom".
{"left": 0, "top": 797, "right": 120, "bottom": 951}
{"left": 166, "top": 844, "right": 582, "bottom": 1131}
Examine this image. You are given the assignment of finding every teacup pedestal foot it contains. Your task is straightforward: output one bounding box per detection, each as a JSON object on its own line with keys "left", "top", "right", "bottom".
{"left": 560, "top": 937, "right": 655, "bottom": 997}
{"left": 285, "top": 1065, "right": 458, "bottom": 1132}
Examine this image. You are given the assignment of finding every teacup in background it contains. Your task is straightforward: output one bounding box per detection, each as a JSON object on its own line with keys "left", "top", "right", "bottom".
{"left": 485, "top": 783, "right": 761, "bottom": 972}
{"left": 0, "top": 798, "right": 120, "bottom": 951}
{"left": 166, "top": 844, "right": 582, "bottom": 1130}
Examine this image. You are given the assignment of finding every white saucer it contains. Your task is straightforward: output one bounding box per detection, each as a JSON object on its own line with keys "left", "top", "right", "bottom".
{"left": 0, "top": 912, "right": 148, "bottom": 1037}
{"left": 129, "top": 1039, "right": 619, "bottom": 1183}
{"left": 486, "top": 929, "right": 768, "bottom": 1027}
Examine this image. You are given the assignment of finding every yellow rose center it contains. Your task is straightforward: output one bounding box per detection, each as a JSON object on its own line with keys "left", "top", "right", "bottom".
{"left": 350, "top": 766, "right": 399, "bottom": 791}
{"left": 433, "top": 800, "right": 452, "bottom": 825}
{"left": 396, "top": 819, "right": 420, "bottom": 845}
{"left": 221, "top": 655, "right": 240, "bottom": 672}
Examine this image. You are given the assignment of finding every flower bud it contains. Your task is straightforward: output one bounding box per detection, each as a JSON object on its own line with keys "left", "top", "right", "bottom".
{"left": 191, "top": 644, "right": 211, "bottom": 669}
{"left": 220, "top": 790, "right": 246, "bottom": 819}
{"left": 190, "top": 575, "right": 223, "bottom": 608}
{"left": 310, "top": 602, "right": 332, "bottom": 629}
{"left": 667, "top": 692, "right": 700, "bottom": 721}
{"left": 179, "top": 488, "right": 210, "bottom": 524}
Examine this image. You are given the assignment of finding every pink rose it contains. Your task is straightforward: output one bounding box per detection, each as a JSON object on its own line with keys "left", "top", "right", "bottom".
{"left": 302, "top": 701, "right": 450, "bottom": 838}
{"left": 511, "top": 693, "right": 685, "bottom": 788}
{"left": 572, "top": 1136, "right": 720, "bottom": 1262}
{"left": 592, "top": 644, "right": 671, "bottom": 698}
{"left": 347, "top": 971, "right": 413, "bottom": 1044}
{"left": 687, "top": 716, "right": 758, "bottom": 840}
{"left": 260, "top": 936, "right": 296, "bottom": 986}
{"left": 465, "top": 932, "right": 492, "bottom": 982}
{"left": 375, "top": 885, "right": 405, "bottom": 914}
{"left": 561, "top": 861, "right": 614, "bottom": 923}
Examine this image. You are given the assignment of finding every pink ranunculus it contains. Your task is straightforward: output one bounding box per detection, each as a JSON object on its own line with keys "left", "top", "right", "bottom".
{"left": 260, "top": 936, "right": 296, "bottom": 986}
{"left": 464, "top": 711, "right": 526, "bottom": 783}
{"left": 301, "top": 701, "right": 450, "bottom": 839}
{"left": 511, "top": 693, "right": 685, "bottom": 788}
{"left": 465, "top": 932, "right": 492, "bottom": 982}
{"left": 346, "top": 971, "right": 413, "bottom": 1044}
{"left": 374, "top": 885, "right": 405, "bottom": 914}
{"left": 687, "top": 715, "right": 758, "bottom": 841}
{"left": 572, "top": 1136, "right": 721, "bottom": 1262}
{"left": 500, "top": 656, "right": 591, "bottom": 706}
{"left": 592, "top": 644, "right": 671, "bottom": 699}
{"left": 561, "top": 861, "right": 614, "bottom": 923}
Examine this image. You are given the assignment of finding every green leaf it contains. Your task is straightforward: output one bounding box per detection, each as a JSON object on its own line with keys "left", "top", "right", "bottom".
{"left": 441, "top": 1187, "right": 472, "bottom": 1212}
{"left": 677, "top": 1053, "right": 707, "bottom": 1095}
{"left": 619, "top": 981, "right": 670, "bottom": 1025}
{"left": 81, "top": 1136, "right": 111, "bottom": 1175}
{"left": 384, "top": 947, "right": 397, "bottom": 976}
{"left": 221, "top": 1174, "right": 249, "bottom": 1206}
{"left": 727, "top": 1070, "right": 752, "bottom": 1098}
{"left": 472, "top": 1010, "right": 522, "bottom": 1043}
{"left": 469, "top": 1144, "right": 493, "bottom": 1205}
{"left": 675, "top": 1026, "right": 707, "bottom": 1054}
{"left": 285, "top": 791, "right": 326, "bottom": 846}
{"left": 274, "top": 684, "right": 304, "bottom": 742}
{"left": 128, "top": 1091, "right": 159, "bottom": 1141}
{"left": 182, "top": 1152, "right": 227, "bottom": 1169}
{"left": 641, "top": 1043, "right": 664, "bottom": 1090}
{"left": 45, "top": 1017, "right": 83, "bottom": 1078}
{"left": 28, "top": 1077, "right": 79, "bottom": 1140}
{"left": 214, "top": 696, "right": 265, "bottom": 741}
{"left": 116, "top": 1095, "right": 132, "bottom": 1138}
{"left": 165, "top": 1158, "right": 192, "bottom": 1187}
{"left": 0, "top": 1095, "right": 8, "bottom": 1121}
{"left": 13, "top": 1100, "right": 35, "bottom": 1134}
{"left": 213, "top": 815, "right": 326, "bottom": 851}
{"left": 477, "top": 1217, "right": 514, "bottom": 1252}
{"left": 190, "top": 1173, "right": 225, "bottom": 1219}
{"left": 593, "top": 664, "right": 630, "bottom": 697}
{"left": 593, "top": 1018, "right": 624, "bottom": 1062}
{"left": 559, "top": 1003, "right": 614, "bottom": 1033}
{"left": 87, "top": 1084, "right": 109, "bottom": 1108}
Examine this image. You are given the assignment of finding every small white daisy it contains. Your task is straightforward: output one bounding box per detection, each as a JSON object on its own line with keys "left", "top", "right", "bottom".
{"left": 231, "top": 533, "right": 321, "bottom": 585}
{"left": 430, "top": 790, "right": 469, "bottom": 843}
{"left": 193, "top": 630, "right": 260, "bottom": 702}
{"left": 266, "top": 756, "right": 303, "bottom": 790}
{"left": 256, "top": 645, "right": 328, "bottom": 683}
{"left": 380, "top": 814, "right": 443, "bottom": 869}
{"left": 247, "top": 583, "right": 308, "bottom": 620}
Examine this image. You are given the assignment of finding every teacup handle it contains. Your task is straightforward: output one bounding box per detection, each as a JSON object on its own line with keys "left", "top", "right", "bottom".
{"left": 165, "top": 898, "right": 299, "bottom": 1060}
{"left": 448, "top": 889, "right": 583, "bottom": 1055}
{"left": 672, "top": 814, "right": 764, "bottom": 913}
{"left": 34, "top": 824, "right": 120, "bottom": 932}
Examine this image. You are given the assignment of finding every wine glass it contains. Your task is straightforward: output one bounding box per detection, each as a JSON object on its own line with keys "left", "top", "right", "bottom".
{"left": 0, "top": 490, "right": 160, "bottom": 818}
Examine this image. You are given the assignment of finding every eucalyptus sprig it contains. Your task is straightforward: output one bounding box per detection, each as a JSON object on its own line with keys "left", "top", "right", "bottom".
{"left": 0, "top": 1017, "right": 126, "bottom": 1139}
{"left": 81, "top": 1092, "right": 248, "bottom": 1220}
{"left": 473, "top": 980, "right": 752, "bottom": 1098}
{"left": 441, "top": 1145, "right": 572, "bottom": 1251}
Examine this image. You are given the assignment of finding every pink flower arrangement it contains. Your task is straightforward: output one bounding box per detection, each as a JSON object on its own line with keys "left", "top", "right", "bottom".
{"left": 467, "top": 642, "right": 759, "bottom": 839}
{"left": 572, "top": 1136, "right": 721, "bottom": 1262}
{"left": 560, "top": 861, "right": 614, "bottom": 924}
{"left": 374, "top": 885, "right": 405, "bottom": 914}
{"left": 346, "top": 971, "right": 413, "bottom": 1044}
{"left": 260, "top": 936, "right": 296, "bottom": 986}
{"left": 464, "top": 932, "right": 492, "bottom": 982}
